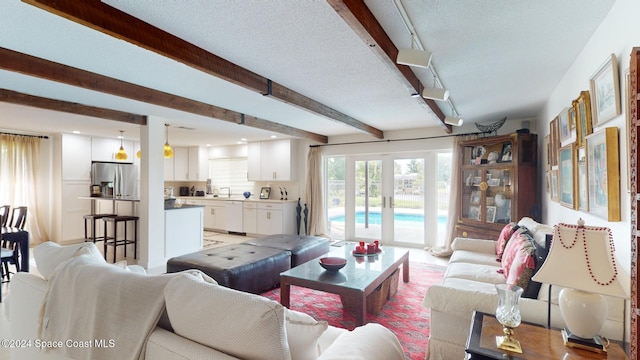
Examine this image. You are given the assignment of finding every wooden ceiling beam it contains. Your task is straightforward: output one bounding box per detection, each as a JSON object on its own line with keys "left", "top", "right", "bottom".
{"left": 0, "top": 89, "right": 147, "bottom": 125}
{"left": 0, "top": 47, "right": 328, "bottom": 143}
{"left": 22, "top": 0, "right": 382, "bottom": 139}
{"left": 327, "top": 0, "right": 452, "bottom": 133}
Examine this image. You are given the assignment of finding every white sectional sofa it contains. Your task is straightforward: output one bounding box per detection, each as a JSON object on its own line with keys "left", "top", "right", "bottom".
{"left": 7, "top": 242, "right": 405, "bottom": 360}
{"left": 422, "top": 217, "right": 626, "bottom": 360}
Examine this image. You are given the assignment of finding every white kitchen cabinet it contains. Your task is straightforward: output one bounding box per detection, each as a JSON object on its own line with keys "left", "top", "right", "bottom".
{"left": 188, "top": 146, "right": 209, "bottom": 181}
{"left": 91, "top": 136, "right": 134, "bottom": 163}
{"left": 62, "top": 133, "right": 92, "bottom": 181}
{"left": 243, "top": 202, "right": 257, "bottom": 234}
{"left": 173, "top": 147, "right": 189, "bottom": 180}
{"left": 203, "top": 202, "right": 226, "bottom": 231}
{"left": 256, "top": 202, "right": 296, "bottom": 235}
{"left": 247, "top": 139, "right": 297, "bottom": 181}
{"left": 165, "top": 207, "right": 204, "bottom": 258}
{"left": 164, "top": 156, "right": 175, "bottom": 180}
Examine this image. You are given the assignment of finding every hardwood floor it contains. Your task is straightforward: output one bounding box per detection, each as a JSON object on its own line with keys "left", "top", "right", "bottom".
{"left": 0, "top": 235, "right": 449, "bottom": 360}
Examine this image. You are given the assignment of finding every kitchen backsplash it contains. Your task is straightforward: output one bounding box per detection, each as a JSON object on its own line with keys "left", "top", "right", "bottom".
{"left": 164, "top": 180, "right": 300, "bottom": 200}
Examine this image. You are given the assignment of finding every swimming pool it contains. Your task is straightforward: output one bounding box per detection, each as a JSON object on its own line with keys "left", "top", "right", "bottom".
{"left": 329, "top": 212, "right": 445, "bottom": 225}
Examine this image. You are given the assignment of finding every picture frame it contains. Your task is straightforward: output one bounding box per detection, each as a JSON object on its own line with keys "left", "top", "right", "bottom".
{"left": 545, "top": 171, "right": 551, "bottom": 194}
{"left": 577, "top": 146, "right": 589, "bottom": 212}
{"left": 259, "top": 187, "right": 271, "bottom": 199}
{"left": 558, "top": 107, "right": 572, "bottom": 142}
{"left": 486, "top": 206, "right": 497, "bottom": 223}
{"left": 544, "top": 134, "right": 551, "bottom": 171}
{"left": 550, "top": 117, "right": 560, "bottom": 166}
{"left": 558, "top": 143, "right": 576, "bottom": 209}
{"left": 586, "top": 127, "right": 620, "bottom": 221}
{"left": 550, "top": 169, "right": 559, "bottom": 202}
{"left": 499, "top": 143, "right": 512, "bottom": 163}
{"left": 575, "top": 90, "right": 593, "bottom": 147}
{"left": 487, "top": 178, "right": 500, "bottom": 187}
{"left": 568, "top": 106, "right": 577, "bottom": 130}
{"left": 590, "top": 53, "right": 621, "bottom": 126}
{"left": 468, "top": 205, "right": 481, "bottom": 221}
{"left": 470, "top": 190, "right": 481, "bottom": 205}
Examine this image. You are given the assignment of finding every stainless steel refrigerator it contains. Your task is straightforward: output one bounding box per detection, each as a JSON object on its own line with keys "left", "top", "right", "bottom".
{"left": 91, "top": 161, "right": 138, "bottom": 198}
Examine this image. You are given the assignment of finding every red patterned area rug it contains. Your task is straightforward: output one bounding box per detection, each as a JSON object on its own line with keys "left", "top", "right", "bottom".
{"left": 262, "top": 262, "right": 446, "bottom": 360}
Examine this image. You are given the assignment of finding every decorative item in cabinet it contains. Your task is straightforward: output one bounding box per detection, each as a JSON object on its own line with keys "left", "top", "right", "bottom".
{"left": 456, "top": 133, "right": 538, "bottom": 239}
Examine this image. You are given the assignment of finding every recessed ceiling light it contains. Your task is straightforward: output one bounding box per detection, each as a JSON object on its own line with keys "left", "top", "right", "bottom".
{"left": 72, "top": 131, "right": 80, "bottom": 134}
{"left": 206, "top": 144, "right": 211, "bottom": 147}
{"left": 236, "top": 141, "right": 243, "bottom": 144}
{"left": 270, "top": 135, "right": 277, "bottom": 138}
{"left": 240, "top": 138, "right": 247, "bottom": 141}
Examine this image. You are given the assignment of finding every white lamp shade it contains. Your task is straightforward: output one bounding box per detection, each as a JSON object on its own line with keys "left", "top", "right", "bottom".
{"left": 396, "top": 48, "right": 432, "bottom": 68}
{"left": 422, "top": 87, "right": 449, "bottom": 101}
{"left": 531, "top": 223, "right": 630, "bottom": 299}
{"left": 444, "top": 116, "right": 463, "bottom": 126}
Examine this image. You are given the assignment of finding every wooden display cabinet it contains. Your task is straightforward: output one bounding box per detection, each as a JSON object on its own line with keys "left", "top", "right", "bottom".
{"left": 456, "top": 132, "right": 538, "bottom": 240}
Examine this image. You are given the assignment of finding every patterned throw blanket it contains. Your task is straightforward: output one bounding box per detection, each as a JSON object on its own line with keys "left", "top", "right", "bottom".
{"left": 39, "top": 254, "right": 210, "bottom": 360}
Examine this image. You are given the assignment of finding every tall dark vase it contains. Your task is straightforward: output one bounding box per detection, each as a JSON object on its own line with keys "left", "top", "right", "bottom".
{"left": 296, "top": 198, "right": 302, "bottom": 235}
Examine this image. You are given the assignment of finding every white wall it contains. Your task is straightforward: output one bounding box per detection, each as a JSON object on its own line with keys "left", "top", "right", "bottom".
{"left": 536, "top": 0, "right": 640, "bottom": 276}
{"left": 535, "top": 0, "right": 639, "bottom": 342}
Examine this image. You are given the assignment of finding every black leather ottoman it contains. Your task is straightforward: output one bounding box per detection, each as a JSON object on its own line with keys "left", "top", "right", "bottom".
{"left": 166, "top": 244, "right": 291, "bottom": 294}
{"left": 245, "top": 234, "right": 330, "bottom": 267}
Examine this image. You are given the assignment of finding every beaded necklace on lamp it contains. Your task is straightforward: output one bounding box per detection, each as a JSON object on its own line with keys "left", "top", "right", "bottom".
{"left": 555, "top": 222, "right": 619, "bottom": 286}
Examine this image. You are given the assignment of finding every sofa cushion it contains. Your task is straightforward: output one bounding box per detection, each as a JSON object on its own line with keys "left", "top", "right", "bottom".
{"left": 33, "top": 241, "right": 105, "bottom": 280}
{"left": 285, "top": 309, "right": 328, "bottom": 360}
{"left": 316, "top": 323, "right": 404, "bottom": 360}
{"left": 164, "top": 271, "right": 290, "bottom": 360}
{"left": 449, "top": 250, "right": 499, "bottom": 267}
{"left": 495, "top": 222, "right": 519, "bottom": 260}
{"left": 445, "top": 262, "right": 505, "bottom": 284}
{"left": 500, "top": 228, "right": 534, "bottom": 276}
{"left": 517, "top": 217, "right": 553, "bottom": 248}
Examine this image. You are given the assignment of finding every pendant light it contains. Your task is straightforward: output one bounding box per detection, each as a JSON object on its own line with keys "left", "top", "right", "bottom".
{"left": 115, "top": 130, "right": 128, "bottom": 160}
{"left": 136, "top": 149, "right": 141, "bottom": 158}
{"left": 164, "top": 124, "right": 174, "bottom": 158}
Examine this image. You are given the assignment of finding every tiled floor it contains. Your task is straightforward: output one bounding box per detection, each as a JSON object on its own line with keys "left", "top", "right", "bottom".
{"left": 0, "top": 234, "right": 448, "bottom": 359}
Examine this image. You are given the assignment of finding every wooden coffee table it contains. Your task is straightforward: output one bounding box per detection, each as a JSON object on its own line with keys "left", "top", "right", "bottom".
{"left": 466, "top": 311, "right": 628, "bottom": 359}
{"left": 279, "top": 243, "right": 409, "bottom": 326}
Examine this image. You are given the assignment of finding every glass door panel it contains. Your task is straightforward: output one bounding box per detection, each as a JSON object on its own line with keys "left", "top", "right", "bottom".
{"left": 354, "top": 159, "right": 382, "bottom": 241}
{"left": 462, "top": 169, "right": 483, "bottom": 222}
{"left": 392, "top": 158, "right": 424, "bottom": 245}
{"left": 326, "top": 156, "right": 346, "bottom": 239}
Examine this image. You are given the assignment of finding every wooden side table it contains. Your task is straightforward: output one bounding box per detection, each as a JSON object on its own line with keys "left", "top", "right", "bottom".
{"left": 465, "top": 311, "right": 628, "bottom": 359}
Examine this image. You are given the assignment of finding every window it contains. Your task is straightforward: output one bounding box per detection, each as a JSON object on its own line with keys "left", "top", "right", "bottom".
{"left": 208, "top": 158, "right": 254, "bottom": 196}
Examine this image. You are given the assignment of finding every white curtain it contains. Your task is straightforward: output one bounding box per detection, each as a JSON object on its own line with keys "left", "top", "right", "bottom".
{"left": 0, "top": 134, "right": 49, "bottom": 244}
{"left": 305, "top": 147, "right": 329, "bottom": 237}
{"left": 427, "top": 134, "right": 478, "bottom": 257}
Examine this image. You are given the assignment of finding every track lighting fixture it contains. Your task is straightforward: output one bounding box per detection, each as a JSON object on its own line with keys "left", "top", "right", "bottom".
{"left": 396, "top": 48, "right": 432, "bottom": 69}
{"left": 444, "top": 116, "right": 464, "bottom": 126}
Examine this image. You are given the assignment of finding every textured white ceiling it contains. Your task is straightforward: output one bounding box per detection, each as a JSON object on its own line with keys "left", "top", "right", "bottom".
{"left": 0, "top": 0, "right": 615, "bottom": 146}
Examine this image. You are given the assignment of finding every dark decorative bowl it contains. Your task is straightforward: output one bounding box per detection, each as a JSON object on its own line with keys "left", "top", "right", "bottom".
{"left": 319, "top": 257, "right": 346, "bottom": 272}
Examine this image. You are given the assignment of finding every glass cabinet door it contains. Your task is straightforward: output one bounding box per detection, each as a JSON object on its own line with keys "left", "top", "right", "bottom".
{"left": 461, "top": 169, "right": 483, "bottom": 221}
{"left": 484, "top": 168, "right": 512, "bottom": 224}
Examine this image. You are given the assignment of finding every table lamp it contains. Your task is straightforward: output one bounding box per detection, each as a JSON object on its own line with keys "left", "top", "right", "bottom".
{"left": 532, "top": 220, "right": 629, "bottom": 353}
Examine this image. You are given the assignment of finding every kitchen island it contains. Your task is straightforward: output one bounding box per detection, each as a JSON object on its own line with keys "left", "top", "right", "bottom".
{"left": 164, "top": 204, "right": 204, "bottom": 258}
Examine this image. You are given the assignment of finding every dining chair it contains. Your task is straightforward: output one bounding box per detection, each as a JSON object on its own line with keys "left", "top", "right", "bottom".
{"left": 0, "top": 238, "right": 19, "bottom": 284}
{"left": 8, "top": 206, "right": 27, "bottom": 230}
{"left": 0, "top": 246, "right": 11, "bottom": 302}
{"left": 0, "top": 205, "right": 9, "bottom": 227}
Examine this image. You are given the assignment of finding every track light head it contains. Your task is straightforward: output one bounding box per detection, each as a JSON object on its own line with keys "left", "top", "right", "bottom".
{"left": 422, "top": 87, "right": 449, "bottom": 101}
{"left": 444, "top": 116, "right": 464, "bottom": 126}
{"left": 396, "top": 48, "right": 432, "bottom": 69}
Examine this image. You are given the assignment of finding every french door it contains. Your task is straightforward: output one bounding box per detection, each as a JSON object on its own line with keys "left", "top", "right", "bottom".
{"left": 326, "top": 152, "right": 449, "bottom": 247}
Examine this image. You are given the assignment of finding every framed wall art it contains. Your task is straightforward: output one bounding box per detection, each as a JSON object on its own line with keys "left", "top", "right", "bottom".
{"left": 575, "top": 90, "right": 593, "bottom": 147}
{"left": 568, "top": 106, "right": 577, "bottom": 130}
{"left": 550, "top": 169, "right": 559, "bottom": 202}
{"left": 544, "top": 134, "right": 551, "bottom": 171}
{"left": 586, "top": 127, "right": 620, "bottom": 221}
{"left": 558, "top": 143, "right": 576, "bottom": 209}
{"left": 577, "top": 146, "right": 588, "bottom": 212}
{"left": 590, "top": 53, "right": 621, "bottom": 126}
{"left": 559, "top": 107, "right": 572, "bottom": 142}
{"left": 550, "top": 116, "right": 560, "bottom": 167}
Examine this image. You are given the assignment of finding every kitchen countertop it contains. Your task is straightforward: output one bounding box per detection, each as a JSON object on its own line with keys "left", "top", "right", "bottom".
{"left": 175, "top": 196, "right": 297, "bottom": 203}
{"left": 79, "top": 195, "right": 140, "bottom": 201}
{"left": 165, "top": 204, "right": 204, "bottom": 210}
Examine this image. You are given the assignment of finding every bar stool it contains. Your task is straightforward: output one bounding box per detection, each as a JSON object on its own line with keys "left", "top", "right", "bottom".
{"left": 83, "top": 214, "right": 117, "bottom": 243}
{"left": 103, "top": 215, "right": 139, "bottom": 263}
